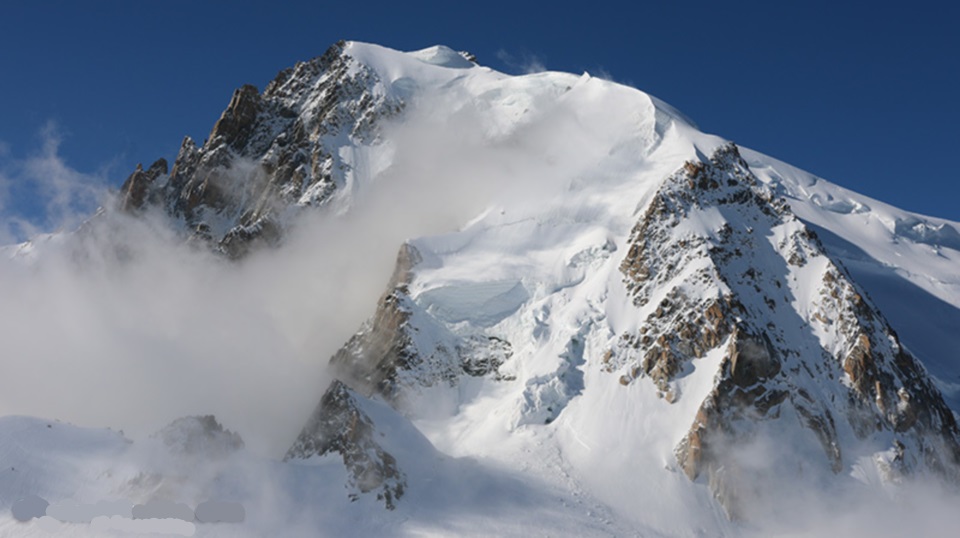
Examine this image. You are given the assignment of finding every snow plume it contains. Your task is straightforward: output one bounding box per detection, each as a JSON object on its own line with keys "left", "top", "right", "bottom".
{"left": 0, "top": 152, "right": 336, "bottom": 458}
{"left": 0, "top": 122, "right": 108, "bottom": 243}
{"left": 495, "top": 48, "right": 547, "bottom": 74}
{"left": 0, "top": 171, "right": 11, "bottom": 243}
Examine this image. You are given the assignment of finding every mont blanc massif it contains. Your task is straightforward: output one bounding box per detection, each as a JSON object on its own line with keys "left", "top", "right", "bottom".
{"left": 2, "top": 41, "right": 960, "bottom": 537}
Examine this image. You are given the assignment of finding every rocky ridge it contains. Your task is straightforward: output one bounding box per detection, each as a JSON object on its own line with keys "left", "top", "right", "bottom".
{"left": 284, "top": 381, "right": 405, "bottom": 509}
{"left": 117, "top": 40, "right": 404, "bottom": 257}
{"left": 616, "top": 143, "right": 960, "bottom": 517}
{"left": 325, "top": 243, "right": 515, "bottom": 402}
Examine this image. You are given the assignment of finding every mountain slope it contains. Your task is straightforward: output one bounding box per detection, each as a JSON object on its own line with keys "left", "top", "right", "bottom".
{"left": 291, "top": 141, "right": 959, "bottom": 524}
{"left": 272, "top": 43, "right": 960, "bottom": 529}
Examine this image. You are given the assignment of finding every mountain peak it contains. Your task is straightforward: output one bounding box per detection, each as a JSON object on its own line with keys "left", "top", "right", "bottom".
{"left": 7, "top": 41, "right": 960, "bottom": 535}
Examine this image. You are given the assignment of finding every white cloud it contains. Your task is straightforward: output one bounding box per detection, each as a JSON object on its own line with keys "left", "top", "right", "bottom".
{"left": 26, "top": 122, "right": 107, "bottom": 227}
{"left": 0, "top": 122, "right": 109, "bottom": 243}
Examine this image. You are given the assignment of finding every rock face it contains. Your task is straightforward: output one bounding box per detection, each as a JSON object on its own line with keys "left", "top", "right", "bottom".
{"left": 153, "top": 415, "right": 244, "bottom": 458}
{"left": 285, "top": 380, "right": 405, "bottom": 509}
{"left": 328, "top": 243, "right": 430, "bottom": 399}
{"left": 614, "top": 144, "right": 960, "bottom": 518}
{"left": 118, "top": 158, "right": 168, "bottom": 212}
{"left": 330, "top": 243, "right": 515, "bottom": 403}
{"left": 118, "top": 40, "right": 403, "bottom": 257}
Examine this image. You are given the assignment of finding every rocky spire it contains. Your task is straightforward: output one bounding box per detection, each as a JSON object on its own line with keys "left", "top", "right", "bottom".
{"left": 118, "top": 40, "right": 403, "bottom": 257}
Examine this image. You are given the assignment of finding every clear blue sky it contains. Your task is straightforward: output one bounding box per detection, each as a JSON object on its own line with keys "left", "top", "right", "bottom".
{"left": 1, "top": 0, "right": 958, "bottom": 240}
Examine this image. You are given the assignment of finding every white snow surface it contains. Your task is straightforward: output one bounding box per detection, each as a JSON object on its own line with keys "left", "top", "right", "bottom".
{"left": 3, "top": 41, "right": 960, "bottom": 536}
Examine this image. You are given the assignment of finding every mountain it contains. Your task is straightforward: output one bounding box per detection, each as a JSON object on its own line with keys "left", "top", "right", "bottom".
{"left": 116, "top": 39, "right": 405, "bottom": 258}
{"left": 4, "top": 41, "right": 960, "bottom": 536}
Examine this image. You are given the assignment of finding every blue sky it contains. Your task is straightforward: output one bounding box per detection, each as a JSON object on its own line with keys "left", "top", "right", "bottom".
{"left": 1, "top": 0, "right": 958, "bottom": 241}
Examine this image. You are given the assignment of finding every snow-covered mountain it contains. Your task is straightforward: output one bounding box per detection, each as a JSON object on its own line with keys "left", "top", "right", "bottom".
{"left": 4, "top": 41, "right": 960, "bottom": 536}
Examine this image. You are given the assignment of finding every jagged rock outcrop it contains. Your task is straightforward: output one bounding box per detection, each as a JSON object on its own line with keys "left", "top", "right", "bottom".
{"left": 330, "top": 243, "right": 515, "bottom": 402}
{"left": 285, "top": 380, "right": 405, "bottom": 509}
{"left": 613, "top": 143, "right": 960, "bottom": 518}
{"left": 328, "top": 243, "right": 430, "bottom": 398}
{"left": 457, "top": 50, "right": 478, "bottom": 63}
{"left": 152, "top": 415, "right": 244, "bottom": 458}
{"left": 122, "top": 40, "right": 403, "bottom": 256}
{"left": 118, "top": 158, "right": 168, "bottom": 212}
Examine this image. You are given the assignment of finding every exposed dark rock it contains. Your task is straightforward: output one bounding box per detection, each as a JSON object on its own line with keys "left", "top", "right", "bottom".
{"left": 285, "top": 380, "right": 405, "bottom": 509}
{"left": 460, "top": 336, "right": 514, "bottom": 379}
{"left": 728, "top": 329, "right": 781, "bottom": 387}
{"left": 119, "top": 158, "right": 168, "bottom": 212}
{"left": 617, "top": 143, "right": 960, "bottom": 518}
{"left": 217, "top": 217, "right": 281, "bottom": 259}
{"left": 211, "top": 84, "right": 263, "bottom": 151}
{"left": 152, "top": 415, "right": 244, "bottom": 458}
{"left": 329, "top": 243, "right": 515, "bottom": 402}
{"left": 119, "top": 40, "right": 404, "bottom": 258}
{"left": 329, "top": 244, "right": 424, "bottom": 399}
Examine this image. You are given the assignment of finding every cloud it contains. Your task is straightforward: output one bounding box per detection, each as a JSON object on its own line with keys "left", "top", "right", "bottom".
{"left": 0, "top": 122, "right": 108, "bottom": 243}
{"left": 26, "top": 123, "right": 108, "bottom": 225}
{"left": 0, "top": 159, "right": 17, "bottom": 245}
{"left": 745, "top": 477, "right": 960, "bottom": 538}
{"left": 0, "top": 107, "right": 473, "bottom": 456}
{"left": 0, "top": 82, "right": 616, "bottom": 458}
{"left": 688, "top": 425, "right": 960, "bottom": 538}
{"left": 0, "top": 210, "right": 338, "bottom": 456}
{"left": 0, "top": 127, "right": 336, "bottom": 456}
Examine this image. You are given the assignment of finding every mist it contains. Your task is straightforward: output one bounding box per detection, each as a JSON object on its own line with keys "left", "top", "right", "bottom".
{"left": 743, "top": 471, "right": 960, "bottom": 538}
{"left": 0, "top": 123, "right": 108, "bottom": 244}
{"left": 676, "top": 422, "right": 960, "bottom": 538}
{"left": 0, "top": 86, "right": 591, "bottom": 457}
